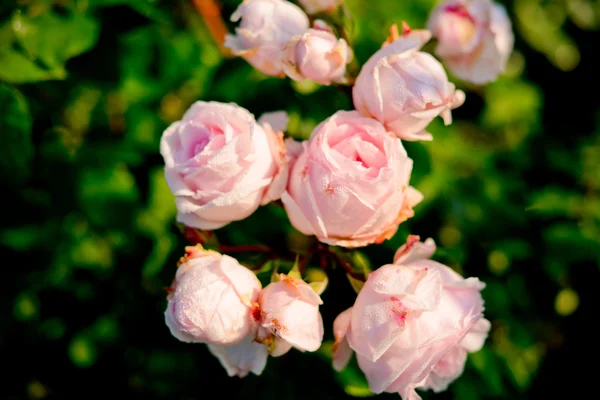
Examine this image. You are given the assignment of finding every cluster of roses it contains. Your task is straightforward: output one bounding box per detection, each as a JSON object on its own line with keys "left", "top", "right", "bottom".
{"left": 160, "top": 1, "right": 513, "bottom": 399}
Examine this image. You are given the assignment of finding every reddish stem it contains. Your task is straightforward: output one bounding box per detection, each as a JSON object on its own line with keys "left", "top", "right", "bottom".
{"left": 218, "top": 244, "right": 273, "bottom": 253}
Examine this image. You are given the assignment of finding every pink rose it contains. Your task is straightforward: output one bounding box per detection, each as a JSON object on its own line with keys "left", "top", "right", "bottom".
{"left": 334, "top": 236, "right": 490, "bottom": 400}
{"left": 160, "top": 101, "right": 289, "bottom": 230}
{"left": 352, "top": 29, "right": 465, "bottom": 141}
{"left": 281, "top": 111, "right": 423, "bottom": 248}
{"left": 257, "top": 274, "right": 324, "bottom": 356}
{"left": 207, "top": 333, "right": 268, "bottom": 378}
{"left": 298, "top": 0, "right": 342, "bottom": 15}
{"left": 281, "top": 24, "right": 352, "bottom": 85}
{"left": 224, "top": 0, "right": 309, "bottom": 76}
{"left": 164, "top": 246, "right": 262, "bottom": 345}
{"left": 427, "top": 0, "right": 514, "bottom": 84}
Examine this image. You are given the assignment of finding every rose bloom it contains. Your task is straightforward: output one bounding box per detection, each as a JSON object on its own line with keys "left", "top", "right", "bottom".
{"left": 333, "top": 236, "right": 490, "bottom": 400}
{"left": 427, "top": 0, "right": 514, "bottom": 84}
{"left": 160, "top": 101, "right": 288, "bottom": 230}
{"left": 282, "top": 111, "right": 422, "bottom": 248}
{"left": 164, "top": 245, "right": 262, "bottom": 345}
{"left": 353, "top": 29, "right": 465, "bottom": 141}
{"left": 281, "top": 23, "right": 352, "bottom": 85}
{"left": 298, "top": 0, "right": 342, "bottom": 15}
{"left": 256, "top": 274, "right": 324, "bottom": 356}
{"left": 225, "top": 0, "right": 309, "bottom": 76}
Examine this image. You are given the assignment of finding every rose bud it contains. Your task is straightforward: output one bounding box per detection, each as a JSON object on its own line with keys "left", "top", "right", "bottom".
{"left": 352, "top": 28, "right": 465, "bottom": 141}
{"left": 164, "top": 245, "right": 262, "bottom": 345}
{"left": 224, "top": 0, "right": 309, "bottom": 76}
{"left": 281, "top": 111, "right": 422, "bottom": 248}
{"left": 207, "top": 333, "right": 269, "bottom": 378}
{"left": 298, "top": 0, "right": 342, "bottom": 14}
{"left": 281, "top": 24, "right": 352, "bottom": 85}
{"left": 160, "top": 101, "right": 289, "bottom": 230}
{"left": 256, "top": 273, "right": 324, "bottom": 356}
{"left": 427, "top": 0, "right": 514, "bottom": 84}
{"left": 342, "top": 235, "right": 489, "bottom": 399}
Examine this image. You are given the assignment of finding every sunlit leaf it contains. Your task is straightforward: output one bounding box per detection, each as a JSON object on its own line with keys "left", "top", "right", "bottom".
{"left": 0, "top": 84, "right": 33, "bottom": 183}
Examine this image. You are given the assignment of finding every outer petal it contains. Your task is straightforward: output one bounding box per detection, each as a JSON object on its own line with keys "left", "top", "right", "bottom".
{"left": 333, "top": 307, "right": 354, "bottom": 371}
{"left": 207, "top": 334, "right": 268, "bottom": 378}
{"left": 385, "top": 313, "right": 481, "bottom": 398}
{"left": 281, "top": 191, "right": 317, "bottom": 236}
{"left": 461, "top": 317, "right": 491, "bottom": 352}
{"left": 394, "top": 236, "right": 436, "bottom": 265}
{"left": 421, "top": 346, "right": 467, "bottom": 393}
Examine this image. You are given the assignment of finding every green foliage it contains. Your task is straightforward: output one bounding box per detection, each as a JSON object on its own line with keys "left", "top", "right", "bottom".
{"left": 1, "top": 0, "right": 597, "bottom": 399}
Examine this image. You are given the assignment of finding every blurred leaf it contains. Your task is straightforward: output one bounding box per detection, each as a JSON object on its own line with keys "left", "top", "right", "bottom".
{"left": 91, "top": 315, "right": 120, "bottom": 343}
{"left": 528, "top": 188, "right": 583, "bottom": 217}
{"left": 554, "top": 288, "right": 579, "bottom": 316}
{"left": 318, "top": 341, "right": 374, "bottom": 397}
{"left": 78, "top": 164, "right": 140, "bottom": 226}
{"left": 306, "top": 267, "right": 328, "bottom": 295}
{"left": 13, "top": 292, "right": 39, "bottom": 321}
{"left": 469, "top": 348, "right": 505, "bottom": 396}
{"left": 0, "top": 46, "right": 63, "bottom": 82}
{"left": 89, "top": 0, "right": 169, "bottom": 22}
{"left": 0, "top": 84, "right": 33, "bottom": 183}
{"left": 346, "top": 273, "right": 364, "bottom": 294}
{"left": 142, "top": 235, "right": 176, "bottom": 278}
{"left": 0, "top": 223, "right": 50, "bottom": 250}
{"left": 69, "top": 335, "right": 97, "bottom": 368}
{"left": 336, "top": 358, "right": 374, "bottom": 397}
{"left": 4, "top": 10, "right": 99, "bottom": 82}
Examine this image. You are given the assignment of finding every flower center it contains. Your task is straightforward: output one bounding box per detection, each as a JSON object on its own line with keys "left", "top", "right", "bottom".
{"left": 442, "top": 5, "right": 476, "bottom": 45}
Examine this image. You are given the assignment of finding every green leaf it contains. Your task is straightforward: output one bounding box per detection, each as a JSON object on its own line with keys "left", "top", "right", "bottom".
{"left": 78, "top": 164, "right": 140, "bottom": 226}
{"left": 0, "top": 47, "right": 64, "bottom": 83}
{"left": 318, "top": 341, "right": 374, "bottom": 397}
{"left": 12, "top": 11, "right": 99, "bottom": 69}
{"left": 0, "top": 84, "right": 33, "bottom": 183}
{"left": 0, "top": 11, "right": 99, "bottom": 83}
{"left": 305, "top": 268, "right": 328, "bottom": 295}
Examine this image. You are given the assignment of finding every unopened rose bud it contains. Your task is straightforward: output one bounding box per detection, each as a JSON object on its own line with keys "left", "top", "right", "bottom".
{"left": 298, "top": 0, "right": 342, "bottom": 15}
{"left": 257, "top": 274, "right": 324, "bottom": 355}
{"left": 427, "top": 0, "right": 514, "bottom": 84}
{"left": 353, "top": 27, "right": 465, "bottom": 141}
{"left": 282, "top": 25, "right": 352, "bottom": 85}
{"left": 225, "top": 0, "right": 309, "bottom": 76}
{"left": 164, "top": 246, "right": 262, "bottom": 345}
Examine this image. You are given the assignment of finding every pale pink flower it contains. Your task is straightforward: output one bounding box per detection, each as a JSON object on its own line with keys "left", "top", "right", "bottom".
{"left": 298, "top": 0, "right": 342, "bottom": 15}
{"left": 160, "top": 101, "right": 289, "bottom": 230}
{"left": 282, "top": 24, "right": 352, "bottom": 85}
{"left": 207, "top": 333, "right": 269, "bottom": 378}
{"left": 225, "top": 0, "right": 309, "bottom": 76}
{"left": 334, "top": 236, "right": 490, "bottom": 400}
{"left": 257, "top": 274, "right": 324, "bottom": 356}
{"left": 427, "top": 0, "right": 514, "bottom": 84}
{"left": 164, "top": 246, "right": 262, "bottom": 345}
{"left": 281, "top": 111, "right": 422, "bottom": 248}
{"left": 352, "top": 29, "right": 465, "bottom": 141}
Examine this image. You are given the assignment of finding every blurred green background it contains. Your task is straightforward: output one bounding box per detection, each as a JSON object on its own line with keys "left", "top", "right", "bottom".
{"left": 1, "top": 0, "right": 599, "bottom": 399}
